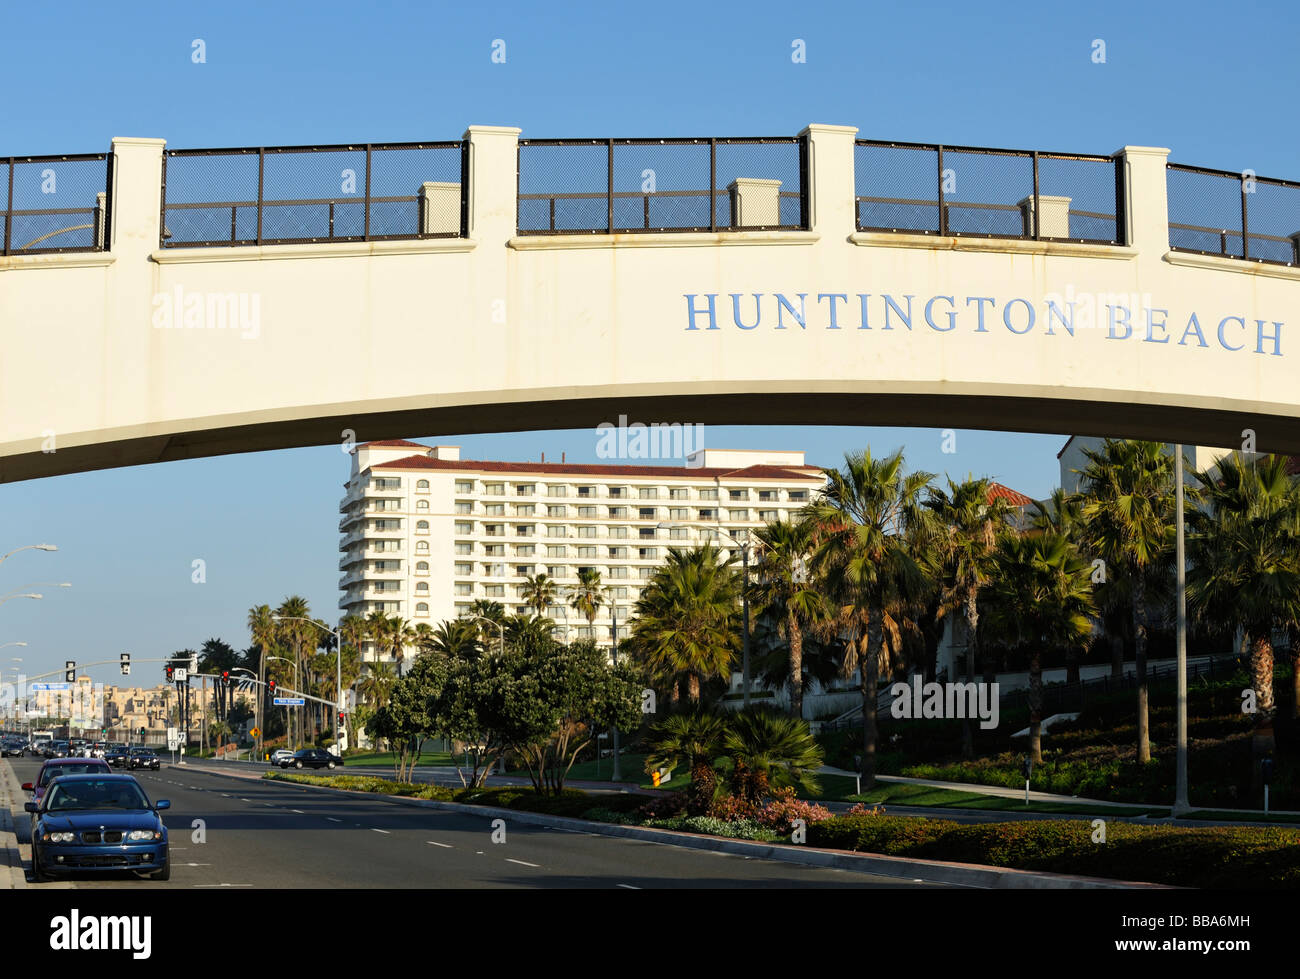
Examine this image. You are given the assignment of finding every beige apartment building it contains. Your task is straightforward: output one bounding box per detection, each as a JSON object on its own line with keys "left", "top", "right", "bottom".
{"left": 339, "top": 440, "right": 827, "bottom": 666}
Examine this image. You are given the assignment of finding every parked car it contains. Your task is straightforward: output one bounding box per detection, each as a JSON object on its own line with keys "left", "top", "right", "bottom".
{"left": 281, "top": 748, "right": 339, "bottom": 770}
{"left": 127, "top": 748, "right": 161, "bottom": 771}
{"left": 26, "top": 774, "right": 170, "bottom": 882}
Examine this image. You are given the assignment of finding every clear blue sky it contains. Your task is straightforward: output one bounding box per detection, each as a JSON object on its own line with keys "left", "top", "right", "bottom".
{"left": 2, "top": 0, "right": 1296, "bottom": 687}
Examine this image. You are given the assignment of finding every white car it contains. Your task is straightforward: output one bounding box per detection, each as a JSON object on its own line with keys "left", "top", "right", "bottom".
{"left": 269, "top": 749, "right": 295, "bottom": 767}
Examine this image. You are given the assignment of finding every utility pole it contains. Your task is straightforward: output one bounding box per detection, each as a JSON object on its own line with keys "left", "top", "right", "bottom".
{"left": 1174, "top": 444, "right": 1190, "bottom": 814}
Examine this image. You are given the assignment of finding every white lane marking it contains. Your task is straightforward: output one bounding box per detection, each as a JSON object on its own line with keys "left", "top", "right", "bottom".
{"left": 616, "top": 884, "right": 641, "bottom": 890}
{"left": 372, "top": 828, "right": 390, "bottom": 834}
{"left": 195, "top": 883, "right": 253, "bottom": 888}
{"left": 505, "top": 858, "right": 539, "bottom": 868}
{"left": 326, "top": 817, "right": 342, "bottom": 823}
{"left": 291, "top": 809, "right": 304, "bottom": 814}
{"left": 240, "top": 798, "right": 253, "bottom": 803}
{"left": 179, "top": 862, "right": 211, "bottom": 867}
{"left": 426, "top": 841, "right": 452, "bottom": 848}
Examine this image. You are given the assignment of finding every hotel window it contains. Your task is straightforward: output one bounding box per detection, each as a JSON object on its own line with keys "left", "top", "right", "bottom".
{"left": 638, "top": 547, "right": 659, "bottom": 560}
{"left": 670, "top": 487, "right": 689, "bottom": 500}
{"left": 577, "top": 505, "right": 597, "bottom": 517}
{"left": 515, "top": 503, "right": 536, "bottom": 517}
{"left": 373, "top": 519, "right": 401, "bottom": 531}
{"left": 416, "top": 499, "right": 430, "bottom": 510}
{"left": 514, "top": 605, "right": 530, "bottom": 615}
{"left": 578, "top": 526, "right": 597, "bottom": 538}
{"left": 608, "top": 546, "right": 627, "bottom": 559}
{"left": 577, "top": 485, "right": 595, "bottom": 498}
{"left": 485, "top": 483, "right": 505, "bottom": 496}
{"left": 416, "top": 479, "right": 430, "bottom": 492}
{"left": 609, "top": 506, "right": 627, "bottom": 518}
{"left": 515, "top": 564, "right": 535, "bottom": 576}
{"left": 638, "top": 487, "right": 658, "bottom": 499}
{"left": 639, "top": 527, "right": 656, "bottom": 539}
{"left": 547, "top": 525, "right": 567, "bottom": 538}
{"left": 609, "top": 526, "right": 628, "bottom": 539}
{"left": 455, "top": 521, "right": 473, "bottom": 534}
{"left": 608, "top": 486, "right": 626, "bottom": 498}
{"left": 453, "top": 542, "right": 470, "bottom": 555}
{"left": 484, "top": 544, "right": 505, "bottom": 557}
{"left": 759, "top": 509, "right": 779, "bottom": 522}
{"left": 415, "top": 581, "right": 429, "bottom": 594}
{"left": 485, "top": 503, "right": 505, "bottom": 516}
{"left": 698, "top": 508, "right": 717, "bottom": 520}
{"left": 484, "top": 585, "right": 505, "bottom": 597}
{"left": 416, "top": 602, "right": 429, "bottom": 615}
{"left": 728, "top": 509, "right": 749, "bottom": 521}
{"left": 669, "top": 507, "right": 689, "bottom": 520}
{"left": 547, "top": 485, "right": 567, "bottom": 498}
{"left": 670, "top": 527, "right": 689, "bottom": 540}
{"left": 416, "top": 520, "right": 431, "bottom": 534}
{"left": 699, "top": 488, "right": 718, "bottom": 501}
{"left": 547, "top": 504, "right": 567, "bottom": 517}
{"left": 485, "top": 524, "right": 505, "bottom": 537}
{"left": 547, "top": 604, "right": 566, "bottom": 617}
{"left": 758, "top": 490, "right": 777, "bottom": 502}
{"left": 546, "top": 545, "right": 567, "bottom": 558}
{"left": 452, "top": 562, "right": 470, "bottom": 575}
{"left": 374, "top": 477, "right": 401, "bottom": 490}
{"left": 515, "top": 524, "right": 534, "bottom": 536}
{"left": 455, "top": 480, "right": 474, "bottom": 493}
{"left": 577, "top": 546, "right": 598, "bottom": 558}
{"left": 638, "top": 567, "right": 654, "bottom": 579}
{"left": 638, "top": 507, "right": 657, "bottom": 519}
{"left": 516, "top": 544, "right": 536, "bottom": 557}
{"left": 454, "top": 583, "right": 473, "bottom": 596}
{"left": 484, "top": 563, "right": 506, "bottom": 577}
{"left": 729, "top": 489, "right": 747, "bottom": 501}
{"left": 455, "top": 501, "right": 473, "bottom": 514}
{"left": 611, "top": 586, "right": 629, "bottom": 599}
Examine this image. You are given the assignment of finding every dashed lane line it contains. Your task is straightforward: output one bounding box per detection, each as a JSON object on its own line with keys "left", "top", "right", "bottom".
{"left": 426, "top": 841, "right": 452, "bottom": 848}
{"left": 505, "top": 858, "right": 539, "bottom": 868}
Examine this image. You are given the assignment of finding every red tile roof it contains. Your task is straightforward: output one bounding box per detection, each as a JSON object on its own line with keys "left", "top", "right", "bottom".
{"left": 361, "top": 439, "right": 432, "bottom": 449}
{"left": 371, "top": 454, "right": 823, "bottom": 482}
{"left": 988, "top": 482, "right": 1035, "bottom": 507}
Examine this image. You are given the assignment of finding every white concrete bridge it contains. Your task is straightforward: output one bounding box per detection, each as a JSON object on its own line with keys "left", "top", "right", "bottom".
{"left": 0, "top": 124, "right": 1297, "bottom": 483}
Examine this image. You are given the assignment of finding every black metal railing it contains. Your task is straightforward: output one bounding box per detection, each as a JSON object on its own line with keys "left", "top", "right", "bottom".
{"left": 159, "top": 141, "right": 467, "bottom": 248}
{"left": 854, "top": 140, "right": 1124, "bottom": 245}
{"left": 1, "top": 153, "right": 113, "bottom": 256}
{"left": 516, "top": 136, "right": 809, "bottom": 234}
{"left": 1166, "top": 163, "right": 1300, "bottom": 266}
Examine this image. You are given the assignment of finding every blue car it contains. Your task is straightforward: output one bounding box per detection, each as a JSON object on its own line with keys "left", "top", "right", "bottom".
{"left": 25, "top": 774, "right": 170, "bottom": 882}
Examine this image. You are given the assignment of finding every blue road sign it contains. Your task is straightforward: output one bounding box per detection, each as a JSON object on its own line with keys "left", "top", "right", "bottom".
{"left": 273, "top": 697, "right": 305, "bottom": 706}
{"left": 31, "top": 683, "right": 69, "bottom": 691}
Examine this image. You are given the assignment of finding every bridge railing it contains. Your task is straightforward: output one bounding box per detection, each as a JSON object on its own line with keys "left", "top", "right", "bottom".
{"left": 1166, "top": 163, "right": 1300, "bottom": 267}
{"left": 159, "top": 141, "right": 467, "bottom": 248}
{"left": 516, "top": 136, "right": 809, "bottom": 234}
{"left": 853, "top": 140, "right": 1124, "bottom": 245}
{"left": 0, "top": 152, "right": 113, "bottom": 256}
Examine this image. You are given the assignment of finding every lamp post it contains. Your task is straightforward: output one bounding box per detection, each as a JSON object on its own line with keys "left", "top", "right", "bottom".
{"left": 658, "top": 521, "right": 754, "bottom": 707}
{"left": 0, "top": 594, "right": 42, "bottom": 607}
{"left": 610, "top": 604, "right": 622, "bottom": 782}
{"left": 0, "top": 544, "right": 57, "bottom": 567}
{"left": 266, "top": 655, "right": 300, "bottom": 751}
{"left": 1174, "top": 444, "right": 1190, "bottom": 815}
{"left": 468, "top": 615, "right": 505, "bottom": 656}
{"left": 273, "top": 615, "right": 343, "bottom": 755}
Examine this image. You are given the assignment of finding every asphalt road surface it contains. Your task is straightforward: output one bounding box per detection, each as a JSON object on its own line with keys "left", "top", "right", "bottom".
{"left": 6, "top": 757, "right": 940, "bottom": 889}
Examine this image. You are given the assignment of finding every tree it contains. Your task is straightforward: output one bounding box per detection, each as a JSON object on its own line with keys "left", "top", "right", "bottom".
{"left": 625, "top": 545, "right": 740, "bottom": 705}
{"left": 723, "top": 708, "right": 824, "bottom": 803}
{"left": 568, "top": 568, "right": 608, "bottom": 640}
{"left": 369, "top": 655, "right": 446, "bottom": 780}
{"left": 750, "top": 517, "right": 830, "bottom": 720}
{"left": 357, "top": 660, "right": 396, "bottom": 709}
{"left": 1078, "top": 440, "right": 1178, "bottom": 764}
{"left": 646, "top": 711, "right": 730, "bottom": 815}
{"left": 1030, "top": 488, "right": 1093, "bottom": 685}
{"left": 423, "top": 619, "right": 482, "bottom": 660}
{"left": 983, "top": 531, "right": 1096, "bottom": 763}
{"left": 520, "top": 573, "right": 559, "bottom": 617}
{"left": 247, "top": 604, "right": 276, "bottom": 754}
{"left": 1189, "top": 454, "right": 1300, "bottom": 762}
{"left": 275, "top": 596, "right": 314, "bottom": 746}
{"left": 808, "top": 448, "right": 934, "bottom": 789}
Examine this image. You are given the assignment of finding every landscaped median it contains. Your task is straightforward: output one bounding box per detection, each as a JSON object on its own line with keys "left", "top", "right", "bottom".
{"left": 262, "top": 771, "right": 1300, "bottom": 888}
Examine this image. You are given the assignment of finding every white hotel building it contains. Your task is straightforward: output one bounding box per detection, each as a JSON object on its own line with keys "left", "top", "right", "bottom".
{"left": 339, "top": 440, "right": 826, "bottom": 664}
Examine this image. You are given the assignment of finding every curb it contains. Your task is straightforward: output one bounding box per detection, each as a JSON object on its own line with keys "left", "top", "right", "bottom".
{"left": 256, "top": 772, "right": 1168, "bottom": 890}
{"left": 0, "top": 760, "right": 28, "bottom": 889}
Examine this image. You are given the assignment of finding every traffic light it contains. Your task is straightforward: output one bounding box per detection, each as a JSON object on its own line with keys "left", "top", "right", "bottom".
{"left": 120, "top": 652, "right": 130, "bottom": 677}
{"left": 64, "top": 660, "right": 75, "bottom": 683}
{"left": 268, "top": 679, "right": 276, "bottom": 693}
{"left": 337, "top": 711, "right": 345, "bottom": 723}
{"left": 221, "top": 670, "right": 230, "bottom": 684}
{"left": 165, "top": 665, "right": 174, "bottom": 682}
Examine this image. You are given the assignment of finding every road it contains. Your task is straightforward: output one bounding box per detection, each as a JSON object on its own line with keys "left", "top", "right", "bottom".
{"left": 4, "top": 757, "right": 939, "bottom": 889}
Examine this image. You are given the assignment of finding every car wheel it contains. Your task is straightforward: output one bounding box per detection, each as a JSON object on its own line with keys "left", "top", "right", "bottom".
{"left": 327, "top": 761, "right": 336, "bottom": 770}
{"left": 151, "top": 849, "right": 170, "bottom": 881}
{"left": 295, "top": 760, "right": 303, "bottom": 769}
{"left": 31, "top": 848, "right": 49, "bottom": 883}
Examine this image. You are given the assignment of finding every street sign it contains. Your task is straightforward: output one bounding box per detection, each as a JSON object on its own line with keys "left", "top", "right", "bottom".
{"left": 166, "top": 726, "right": 180, "bottom": 751}
{"left": 250, "top": 727, "right": 261, "bottom": 738}
{"left": 173, "top": 668, "right": 188, "bottom": 683}
{"left": 31, "top": 683, "right": 69, "bottom": 691}
{"left": 273, "top": 697, "right": 305, "bottom": 706}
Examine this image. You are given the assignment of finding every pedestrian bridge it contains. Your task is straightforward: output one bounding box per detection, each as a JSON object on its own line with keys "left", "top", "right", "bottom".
{"left": 1, "top": 124, "right": 1298, "bottom": 482}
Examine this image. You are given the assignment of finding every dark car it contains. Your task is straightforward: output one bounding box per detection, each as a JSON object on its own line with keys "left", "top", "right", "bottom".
{"left": 1, "top": 739, "right": 24, "bottom": 757}
{"left": 22, "top": 758, "right": 113, "bottom": 809}
{"left": 128, "top": 749, "right": 160, "bottom": 771}
{"left": 105, "top": 746, "right": 131, "bottom": 768}
{"left": 280, "top": 748, "right": 339, "bottom": 770}
{"left": 25, "top": 774, "right": 170, "bottom": 882}
{"left": 46, "top": 741, "right": 71, "bottom": 759}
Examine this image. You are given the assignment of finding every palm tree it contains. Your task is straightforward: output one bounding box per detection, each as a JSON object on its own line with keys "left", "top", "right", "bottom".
{"left": 645, "top": 711, "right": 730, "bottom": 815}
{"left": 626, "top": 544, "right": 740, "bottom": 705}
{"left": 984, "top": 531, "right": 1096, "bottom": 763}
{"left": 723, "top": 708, "right": 824, "bottom": 802}
{"left": 751, "top": 517, "right": 830, "bottom": 720}
{"left": 357, "top": 660, "right": 396, "bottom": 709}
{"left": 247, "top": 604, "right": 276, "bottom": 755}
{"left": 924, "top": 476, "right": 1012, "bottom": 757}
{"left": 568, "top": 568, "right": 607, "bottom": 642}
{"left": 1078, "top": 440, "right": 1178, "bottom": 764}
{"left": 468, "top": 599, "right": 507, "bottom": 624}
{"left": 808, "top": 448, "right": 934, "bottom": 789}
{"left": 1189, "top": 454, "right": 1300, "bottom": 760}
{"left": 423, "top": 619, "right": 481, "bottom": 660}
{"left": 520, "top": 573, "right": 559, "bottom": 617}
{"left": 275, "top": 596, "right": 313, "bottom": 746}
{"left": 365, "top": 610, "right": 394, "bottom": 671}
{"left": 1030, "top": 488, "right": 1093, "bottom": 685}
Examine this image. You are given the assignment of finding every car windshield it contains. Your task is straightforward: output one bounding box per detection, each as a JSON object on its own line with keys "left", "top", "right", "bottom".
{"left": 39, "top": 763, "right": 107, "bottom": 786}
{"left": 45, "top": 780, "right": 151, "bottom": 812}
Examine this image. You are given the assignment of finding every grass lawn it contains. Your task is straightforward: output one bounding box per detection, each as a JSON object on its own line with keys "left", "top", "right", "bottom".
{"left": 343, "top": 748, "right": 457, "bottom": 767}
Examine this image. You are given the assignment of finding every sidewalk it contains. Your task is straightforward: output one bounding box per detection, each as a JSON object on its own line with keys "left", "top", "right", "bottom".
{"left": 0, "top": 760, "right": 27, "bottom": 888}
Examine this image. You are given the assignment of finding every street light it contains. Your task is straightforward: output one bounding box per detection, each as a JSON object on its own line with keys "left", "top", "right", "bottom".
{"left": 272, "top": 615, "right": 343, "bottom": 755}
{"left": 0, "top": 544, "right": 57, "bottom": 567}
{"left": 0, "top": 594, "right": 42, "bottom": 607}
{"left": 609, "top": 604, "right": 622, "bottom": 782}
{"left": 266, "top": 655, "right": 301, "bottom": 751}
{"left": 467, "top": 615, "right": 505, "bottom": 656}
{"left": 658, "top": 521, "right": 754, "bottom": 707}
